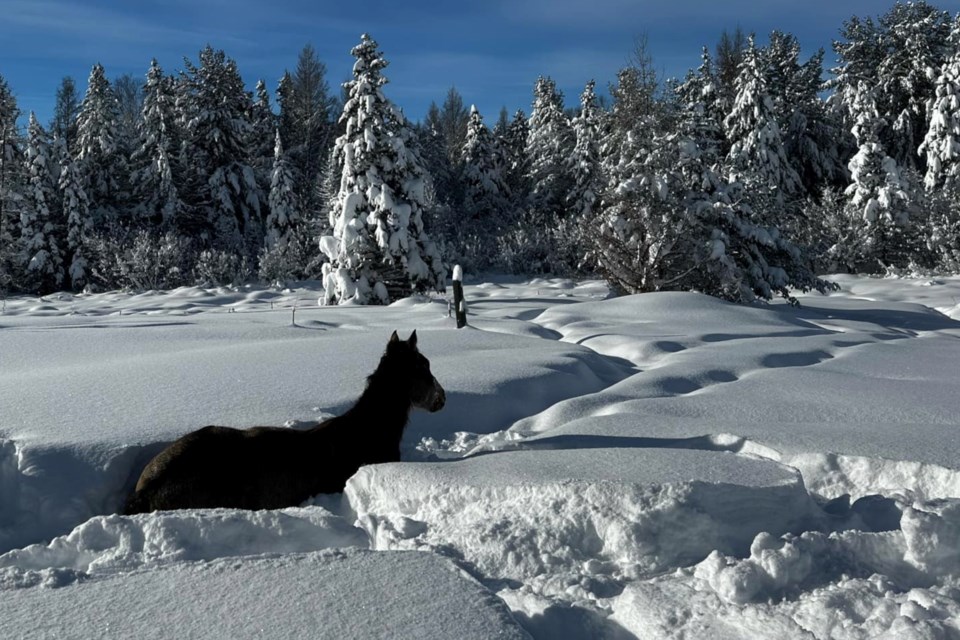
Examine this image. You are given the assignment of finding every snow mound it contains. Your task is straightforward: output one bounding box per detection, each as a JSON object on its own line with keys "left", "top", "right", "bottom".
{"left": 0, "top": 549, "right": 531, "bottom": 640}
{"left": 0, "top": 506, "right": 365, "bottom": 589}
{"left": 611, "top": 498, "right": 960, "bottom": 638}
{"left": 347, "top": 447, "right": 818, "bottom": 588}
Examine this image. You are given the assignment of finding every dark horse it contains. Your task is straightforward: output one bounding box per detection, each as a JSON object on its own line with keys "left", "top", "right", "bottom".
{"left": 124, "top": 330, "right": 444, "bottom": 514}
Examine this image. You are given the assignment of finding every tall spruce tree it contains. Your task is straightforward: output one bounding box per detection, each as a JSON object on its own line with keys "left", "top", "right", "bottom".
{"left": 320, "top": 34, "right": 444, "bottom": 305}
{"left": 76, "top": 63, "right": 127, "bottom": 233}
{"left": 0, "top": 75, "right": 24, "bottom": 293}
{"left": 460, "top": 105, "right": 510, "bottom": 269}
{"left": 130, "top": 59, "right": 184, "bottom": 228}
{"left": 180, "top": 46, "right": 263, "bottom": 254}
{"left": 526, "top": 76, "right": 574, "bottom": 222}
{"left": 20, "top": 113, "right": 63, "bottom": 292}
{"left": 59, "top": 145, "right": 91, "bottom": 290}
{"left": 566, "top": 80, "right": 604, "bottom": 219}
{"left": 723, "top": 36, "right": 801, "bottom": 210}
{"left": 50, "top": 77, "right": 80, "bottom": 155}
{"left": 844, "top": 81, "right": 913, "bottom": 269}
{"left": 919, "top": 29, "right": 960, "bottom": 192}
{"left": 265, "top": 130, "right": 299, "bottom": 248}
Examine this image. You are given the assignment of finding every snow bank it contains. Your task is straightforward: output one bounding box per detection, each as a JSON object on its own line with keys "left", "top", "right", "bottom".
{"left": 346, "top": 447, "right": 818, "bottom": 591}
{"left": 0, "top": 506, "right": 365, "bottom": 589}
{"left": 0, "top": 549, "right": 531, "bottom": 640}
{"left": 611, "top": 497, "right": 960, "bottom": 638}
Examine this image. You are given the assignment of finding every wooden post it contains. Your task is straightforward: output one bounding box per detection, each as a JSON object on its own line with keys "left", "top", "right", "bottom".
{"left": 452, "top": 265, "right": 467, "bottom": 328}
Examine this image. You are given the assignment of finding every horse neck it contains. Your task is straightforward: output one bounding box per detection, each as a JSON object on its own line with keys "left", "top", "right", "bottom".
{"left": 345, "top": 370, "right": 412, "bottom": 436}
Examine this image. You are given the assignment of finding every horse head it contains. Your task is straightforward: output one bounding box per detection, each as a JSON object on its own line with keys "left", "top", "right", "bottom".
{"left": 386, "top": 330, "right": 445, "bottom": 412}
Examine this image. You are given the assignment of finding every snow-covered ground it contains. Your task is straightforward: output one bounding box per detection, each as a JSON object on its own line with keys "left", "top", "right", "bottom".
{"left": 1, "top": 275, "right": 959, "bottom": 639}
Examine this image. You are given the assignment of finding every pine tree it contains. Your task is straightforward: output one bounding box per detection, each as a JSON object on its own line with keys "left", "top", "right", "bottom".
{"left": 723, "top": 36, "right": 801, "bottom": 209}
{"left": 50, "top": 77, "right": 80, "bottom": 155}
{"left": 320, "top": 34, "right": 444, "bottom": 305}
{"left": 502, "top": 109, "right": 530, "bottom": 208}
{"left": 460, "top": 105, "right": 510, "bottom": 268}
{"left": 59, "top": 145, "right": 91, "bottom": 290}
{"left": 289, "top": 44, "right": 336, "bottom": 215}
{"left": 20, "top": 113, "right": 64, "bottom": 292}
{"left": 566, "top": 80, "right": 604, "bottom": 219}
{"left": 526, "top": 76, "right": 574, "bottom": 222}
{"left": 131, "top": 59, "right": 184, "bottom": 228}
{"left": 265, "top": 130, "right": 299, "bottom": 248}
{"left": 919, "top": 32, "right": 960, "bottom": 192}
{"left": 180, "top": 46, "right": 263, "bottom": 254}
{"left": 76, "top": 63, "right": 127, "bottom": 232}
{"left": 0, "top": 75, "right": 24, "bottom": 293}
{"left": 844, "top": 81, "right": 913, "bottom": 269}
{"left": 249, "top": 79, "right": 276, "bottom": 216}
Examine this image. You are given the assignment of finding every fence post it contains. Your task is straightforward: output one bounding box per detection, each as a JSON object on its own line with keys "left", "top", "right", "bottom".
{"left": 452, "top": 265, "right": 467, "bottom": 328}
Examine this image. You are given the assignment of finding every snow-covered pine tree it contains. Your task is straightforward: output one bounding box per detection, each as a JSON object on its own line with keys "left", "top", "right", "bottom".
{"left": 0, "top": 75, "right": 24, "bottom": 293}
{"left": 919, "top": 27, "right": 960, "bottom": 192}
{"left": 320, "top": 34, "right": 445, "bottom": 305}
{"left": 288, "top": 45, "right": 337, "bottom": 215}
{"left": 526, "top": 76, "right": 574, "bottom": 223}
{"left": 20, "top": 113, "right": 64, "bottom": 293}
{"left": 875, "top": 1, "right": 952, "bottom": 173}
{"left": 50, "top": 77, "right": 80, "bottom": 156}
{"left": 180, "top": 46, "right": 263, "bottom": 255}
{"left": 566, "top": 80, "right": 604, "bottom": 219}
{"left": 265, "top": 129, "right": 299, "bottom": 248}
{"left": 764, "top": 33, "right": 846, "bottom": 197}
{"left": 502, "top": 109, "right": 531, "bottom": 210}
{"left": 130, "top": 59, "right": 185, "bottom": 228}
{"left": 590, "top": 63, "right": 689, "bottom": 292}
{"left": 460, "top": 105, "right": 510, "bottom": 268}
{"left": 59, "top": 144, "right": 92, "bottom": 290}
{"left": 249, "top": 79, "right": 276, "bottom": 218}
{"left": 844, "top": 81, "right": 914, "bottom": 270}
{"left": 723, "top": 36, "right": 801, "bottom": 212}
{"left": 75, "top": 63, "right": 128, "bottom": 233}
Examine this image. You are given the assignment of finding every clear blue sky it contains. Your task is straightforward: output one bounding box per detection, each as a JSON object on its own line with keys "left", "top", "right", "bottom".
{"left": 3, "top": 0, "right": 959, "bottom": 128}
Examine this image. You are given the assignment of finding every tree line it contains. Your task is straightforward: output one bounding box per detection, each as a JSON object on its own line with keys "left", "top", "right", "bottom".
{"left": 1, "top": 1, "right": 959, "bottom": 304}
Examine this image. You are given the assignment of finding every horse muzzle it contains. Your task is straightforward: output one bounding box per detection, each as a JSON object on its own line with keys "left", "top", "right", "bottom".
{"left": 429, "top": 382, "right": 446, "bottom": 412}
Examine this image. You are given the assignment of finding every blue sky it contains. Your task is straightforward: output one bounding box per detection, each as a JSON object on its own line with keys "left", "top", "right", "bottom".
{"left": 3, "top": 0, "right": 959, "bottom": 128}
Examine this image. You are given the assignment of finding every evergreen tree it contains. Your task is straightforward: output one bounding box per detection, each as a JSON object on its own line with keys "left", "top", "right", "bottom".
{"left": 526, "top": 76, "right": 574, "bottom": 222}
{"left": 440, "top": 87, "right": 470, "bottom": 166}
{"left": 20, "top": 113, "right": 63, "bottom": 292}
{"left": 289, "top": 44, "right": 336, "bottom": 215}
{"left": 265, "top": 130, "right": 299, "bottom": 248}
{"left": 249, "top": 79, "right": 276, "bottom": 215}
{"left": 844, "top": 81, "right": 913, "bottom": 269}
{"left": 566, "top": 80, "right": 604, "bottom": 219}
{"left": 50, "top": 76, "right": 80, "bottom": 154}
{"left": 494, "top": 109, "right": 529, "bottom": 217}
{"left": 919, "top": 31, "right": 960, "bottom": 192}
{"left": 875, "top": 1, "right": 952, "bottom": 172}
{"left": 320, "top": 34, "right": 444, "bottom": 305}
{"left": 180, "top": 46, "right": 263, "bottom": 254}
{"left": 723, "top": 36, "right": 801, "bottom": 209}
{"left": 0, "top": 75, "right": 24, "bottom": 293}
{"left": 460, "top": 105, "right": 510, "bottom": 268}
{"left": 75, "top": 63, "right": 127, "bottom": 232}
{"left": 130, "top": 59, "right": 184, "bottom": 228}
{"left": 59, "top": 145, "right": 91, "bottom": 289}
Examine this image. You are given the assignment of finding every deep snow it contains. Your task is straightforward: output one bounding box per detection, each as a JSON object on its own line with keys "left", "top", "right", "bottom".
{"left": 1, "top": 275, "right": 959, "bottom": 639}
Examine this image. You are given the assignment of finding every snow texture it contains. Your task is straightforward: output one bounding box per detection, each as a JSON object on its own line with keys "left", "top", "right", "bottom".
{"left": 1, "top": 274, "right": 959, "bottom": 639}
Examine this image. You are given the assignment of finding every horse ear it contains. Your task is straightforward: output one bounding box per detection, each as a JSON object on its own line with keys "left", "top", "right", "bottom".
{"left": 409, "top": 330, "right": 418, "bottom": 348}
{"left": 389, "top": 330, "right": 400, "bottom": 344}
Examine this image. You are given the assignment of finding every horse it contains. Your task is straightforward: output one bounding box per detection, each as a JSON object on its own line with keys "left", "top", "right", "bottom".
{"left": 123, "top": 330, "right": 444, "bottom": 513}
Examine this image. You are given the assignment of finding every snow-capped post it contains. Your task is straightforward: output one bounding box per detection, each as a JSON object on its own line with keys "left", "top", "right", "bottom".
{"left": 452, "top": 265, "right": 467, "bottom": 328}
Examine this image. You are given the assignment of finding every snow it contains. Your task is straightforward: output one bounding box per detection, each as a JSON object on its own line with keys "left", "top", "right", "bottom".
{"left": 1, "top": 274, "right": 959, "bottom": 638}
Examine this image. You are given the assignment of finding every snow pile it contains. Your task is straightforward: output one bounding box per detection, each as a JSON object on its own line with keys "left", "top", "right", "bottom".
{"left": 0, "top": 506, "right": 364, "bottom": 589}
{"left": 0, "top": 549, "right": 531, "bottom": 640}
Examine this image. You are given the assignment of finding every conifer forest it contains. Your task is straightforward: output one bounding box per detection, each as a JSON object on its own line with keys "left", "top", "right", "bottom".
{"left": 2, "top": 1, "right": 960, "bottom": 305}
